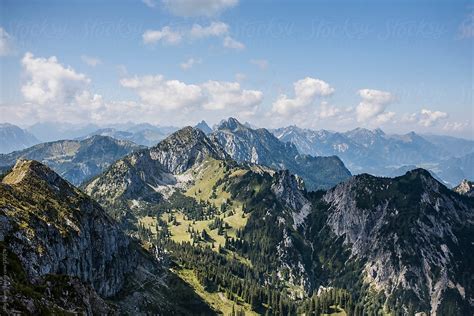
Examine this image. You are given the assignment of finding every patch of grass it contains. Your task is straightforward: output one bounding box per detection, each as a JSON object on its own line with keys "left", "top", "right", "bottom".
{"left": 175, "top": 267, "right": 258, "bottom": 316}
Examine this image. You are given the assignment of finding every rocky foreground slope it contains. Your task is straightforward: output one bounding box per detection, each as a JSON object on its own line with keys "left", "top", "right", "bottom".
{"left": 0, "top": 159, "right": 212, "bottom": 314}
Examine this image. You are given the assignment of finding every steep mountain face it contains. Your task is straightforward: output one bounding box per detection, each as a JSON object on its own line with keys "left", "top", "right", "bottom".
{"left": 454, "top": 179, "right": 474, "bottom": 197}
{"left": 307, "top": 170, "right": 474, "bottom": 315}
{"left": 210, "top": 118, "right": 351, "bottom": 190}
{"left": 194, "top": 120, "right": 213, "bottom": 134}
{"left": 0, "top": 135, "right": 142, "bottom": 186}
{"left": 84, "top": 127, "right": 228, "bottom": 226}
{"left": 0, "top": 123, "right": 39, "bottom": 154}
{"left": 1, "top": 159, "right": 212, "bottom": 314}
{"left": 272, "top": 126, "right": 455, "bottom": 178}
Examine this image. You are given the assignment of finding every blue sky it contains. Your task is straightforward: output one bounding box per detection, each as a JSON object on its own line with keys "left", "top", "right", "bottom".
{"left": 0, "top": 0, "right": 472, "bottom": 137}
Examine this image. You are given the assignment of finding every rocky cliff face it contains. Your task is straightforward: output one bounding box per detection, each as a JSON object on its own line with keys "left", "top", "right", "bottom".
{"left": 454, "top": 179, "right": 474, "bottom": 197}
{"left": 1, "top": 159, "right": 212, "bottom": 314}
{"left": 1, "top": 159, "right": 143, "bottom": 298}
{"left": 211, "top": 118, "right": 351, "bottom": 190}
{"left": 0, "top": 135, "right": 142, "bottom": 186}
{"left": 316, "top": 169, "right": 474, "bottom": 315}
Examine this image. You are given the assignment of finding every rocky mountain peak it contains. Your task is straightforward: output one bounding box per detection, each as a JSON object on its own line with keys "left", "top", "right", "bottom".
{"left": 194, "top": 120, "right": 212, "bottom": 134}
{"left": 216, "top": 117, "right": 246, "bottom": 131}
{"left": 151, "top": 126, "right": 227, "bottom": 174}
{"left": 454, "top": 179, "right": 474, "bottom": 197}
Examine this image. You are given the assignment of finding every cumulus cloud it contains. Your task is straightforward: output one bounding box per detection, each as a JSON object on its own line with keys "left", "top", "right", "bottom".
{"left": 401, "top": 109, "right": 449, "bottom": 128}
{"left": 272, "top": 77, "right": 335, "bottom": 115}
{"left": 223, "top": 36, "right": 245, "bottom": 50}
{"left": 21, "top": 52, "right": 91, "bottom": 105}
{"left": 355, "top": 89, "right": 395, "bottom": 122}
{"left": 0, "top": 27, "right": 14, "bottom": 56}
{"left": 180, "top": 57, "right": 202, "bottom": 70}
{"left": 120, "top": 75, "right": 205, "bottom": 110}
{"left": 418, "top": 108, "right": 448, "bottom": 127}
{"left": 250, "top": 59, "right": 268, "bottom": 70}
{"left": 201, "top": 81, "right": 263, "bottom": 110}
{"left": 120, "top": 74, "right": 263, "bottom": 114}
{"left": 142, "top": 26, "right": 182, "bottom": 45}
{"left": 142, "top": 22, "right": 244, "bottom": 50}
{"left": 190, "top": 22, "right": 229, "bottom": 39}
{"left": 81, "top": 55, "right": 102, "bottom": 67}
{"left": 318, "top": 101, "right": 341, "bottom": 119}
{"left": 162, "top": 0, "right": 238, "bottom": 17}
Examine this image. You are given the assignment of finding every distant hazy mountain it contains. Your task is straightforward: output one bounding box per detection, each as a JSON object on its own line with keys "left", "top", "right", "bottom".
{"left": 272, "top": 126, "right": 473, "bottom": 184}
{"left": 83, "top": 124, "right": 179, "bottom": 147}
{"left": 194, "top": 120, "right": 212, "bottom": 134}
{"left": 434, "top": 152, "right": 474, "bottom": 186}
{"left": 210, "top": 118, "right": 351, "bottom": 190}
{"left": 422, "top": 134, "right": 474, "bottom": 158}
{"left": 0, "top": 135, "right": 143, "bottom": 185}
{"left": 0, "top": 123, "right": 39, "bottom": 154}
{"left": 27, "top": 122, "right": 100, "bottom": 142}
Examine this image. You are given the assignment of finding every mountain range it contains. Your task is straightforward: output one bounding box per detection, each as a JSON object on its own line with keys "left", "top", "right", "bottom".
{"left": 1, "top": 120, "right": 473, "bottom": 315}
{"left": 210, "top": 118, "right": 351, "bottom": 190}
{"left": 0, "top": 135, "right": 143, "bottom": 186}
{"left": 272, "top": 126, "right": 474, "bottom": 186}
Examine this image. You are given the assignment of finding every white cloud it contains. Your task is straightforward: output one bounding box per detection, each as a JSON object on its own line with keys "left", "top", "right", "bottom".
{"left": 142, "top": 22, "right": 244, "bottom": 50}
{"left": 0, "top": 27, "right": 14, "bottom": 56}
{"left": 318, "top": 101, "right": 341, "bottom": 119}
{"left": 180, "top": 57, "right": 202, "bottom": 70}
{"left": 81, "top": 55, "right": 102, "bottom": 67}
{"left": 190, "top": 22, "right": 229, "bottom": 39}
{"left": 21, "top": 52, "right": 90, "bottom": 105}
{"left": 201, "top": 80, "right": 263, "bottom": 110}
{"left": 142, "top": 0, "right": 157, "bottom": 8}
{"left": 250, "top": 59, "right": 268, "bottom": 70}
{"left": 418, "top": 108, "right": 448, "bottom": 127}
{"left": 120, "top": 74, "right": 263, "bottom": 114}
{"left": 143, "top": 26, "right": 182, "bottom": 45}
{"left": 356, "top": 89, "right": 394, "bottom": 122}
{"left": 374, "top": 111, "right": 396, "bottom": 124}
{"left": 272, "top": 77, "right": 335, "bottom": 115}
{"left": 223, "top": 36, "right": 245, "bottom": 50}
{"left": 162, "top": 0, "right": 238, "bottom": 17}
{"left": 120, "top": 75, "right": 205, "bottom": 110}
